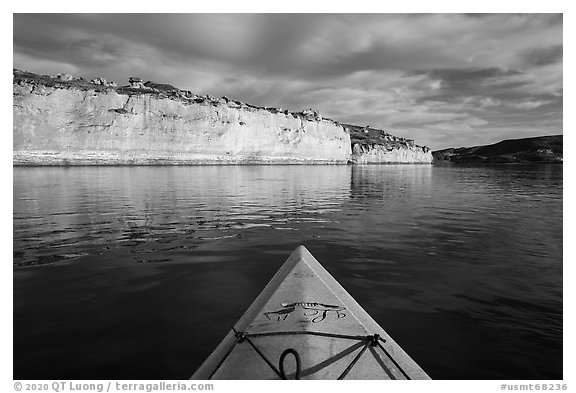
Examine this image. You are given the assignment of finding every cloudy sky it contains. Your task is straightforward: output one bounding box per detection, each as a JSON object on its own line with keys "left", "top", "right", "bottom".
{"left": 13, "top": 13, "right": 562, "bottom": 149}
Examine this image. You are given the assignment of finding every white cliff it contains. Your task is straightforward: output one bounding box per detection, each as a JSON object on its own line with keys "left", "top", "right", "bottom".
{"left": 346, "top": 124, "right": 432, "bottom": 164}
{"left": 350, "top": 143, "right": 433, "bottom": 164}
{"left": 13, "top": 70, "right": 432, "bottom": 165}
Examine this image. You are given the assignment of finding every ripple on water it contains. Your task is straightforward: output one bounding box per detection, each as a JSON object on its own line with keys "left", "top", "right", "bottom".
{"left": 13, "top": 165, "right": 562, "bottom": 379}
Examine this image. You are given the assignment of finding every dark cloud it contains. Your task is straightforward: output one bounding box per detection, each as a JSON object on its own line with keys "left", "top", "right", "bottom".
{"left": 463, "top": 13, "right": 496, "bottom": 18}
{"left": 420, "top": 67, "right": 531, "bottom": 93}
{"left": 520, "top": 45, "right": 563, "bottom": 67}
{"left": 15, "top": 35, "right": 127, "bottom": 68}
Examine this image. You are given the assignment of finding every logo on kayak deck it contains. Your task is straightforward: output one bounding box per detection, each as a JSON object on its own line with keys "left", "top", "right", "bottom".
{"left": 264, "top": 302, "right": 346, "bottom": 323}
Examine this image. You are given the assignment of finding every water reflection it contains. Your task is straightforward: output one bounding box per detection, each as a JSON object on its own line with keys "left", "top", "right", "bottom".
{"left": 14, "top": 166, "right": 353, "bottom": 266}
{"left": 350, "top": 164, "right": 433, "bottom": 200}
{"left": 13, "top": 164, "right": 562, "bottom": 380}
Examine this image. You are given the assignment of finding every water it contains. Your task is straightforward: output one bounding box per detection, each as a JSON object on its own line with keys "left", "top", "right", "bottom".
{"left": 13, "top": 164, "right": 563, "bottom": 379}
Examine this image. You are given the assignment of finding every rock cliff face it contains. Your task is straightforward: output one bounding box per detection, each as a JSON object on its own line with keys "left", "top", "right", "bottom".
{"left": 346, "top": 124, "right": 432, "bottom": 164}
{"left": 13, "top": 70, "right": 432, "bottom": 165}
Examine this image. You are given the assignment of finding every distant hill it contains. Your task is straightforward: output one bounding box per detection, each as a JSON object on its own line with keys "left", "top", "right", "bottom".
{"left": 433, "top": 135, "right": 563, "bottom": 164}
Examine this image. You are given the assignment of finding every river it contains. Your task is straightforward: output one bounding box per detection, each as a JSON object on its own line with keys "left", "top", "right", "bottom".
{"left": 13, "top": 164, "right": 563, "bottom": 379}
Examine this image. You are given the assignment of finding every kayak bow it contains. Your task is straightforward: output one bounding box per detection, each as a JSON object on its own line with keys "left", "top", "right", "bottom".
{"left": 191, "top": 245, "right": 430, "bottom": 380}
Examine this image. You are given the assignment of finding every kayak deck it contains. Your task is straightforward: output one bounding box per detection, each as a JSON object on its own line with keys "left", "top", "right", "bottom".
{"left": 191, "top": 245, "right": 430, "bottom": 380}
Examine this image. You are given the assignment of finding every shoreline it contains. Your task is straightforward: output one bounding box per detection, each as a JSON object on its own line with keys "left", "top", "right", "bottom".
{"left": 14, "top": 161, "right": 436, "bottom": 167}
{"left": 13, "top": 151, "right": 434, "bottom": 166}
